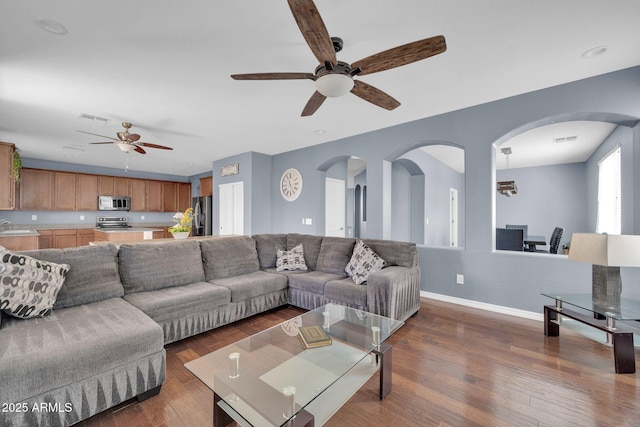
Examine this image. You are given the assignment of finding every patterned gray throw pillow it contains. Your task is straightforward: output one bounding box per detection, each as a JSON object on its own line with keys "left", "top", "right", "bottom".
{"left": 276, "top": 243, "right": 308, "bottom": 272}
{"left": 0, "top": 247, "right": 70, "bottom": 319}
{"left": 345, "top": 240, "right": 387, "bottom": 284}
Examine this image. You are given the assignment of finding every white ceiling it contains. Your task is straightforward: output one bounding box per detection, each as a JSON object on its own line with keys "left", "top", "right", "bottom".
{"left": 2, "top": 0, "right": 640, "bottom": 177}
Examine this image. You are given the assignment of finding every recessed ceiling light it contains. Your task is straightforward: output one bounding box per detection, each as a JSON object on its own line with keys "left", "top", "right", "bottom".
{"left": 581, "top": 46, "right": 607, "bottom": 59}
{"left": 34, "top": 18, "right": 68, "bottom": 36}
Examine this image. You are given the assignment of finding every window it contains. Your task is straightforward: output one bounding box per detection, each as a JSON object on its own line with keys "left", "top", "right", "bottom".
{"left": 596, "top": 146, "right": 621, "bottom": 234}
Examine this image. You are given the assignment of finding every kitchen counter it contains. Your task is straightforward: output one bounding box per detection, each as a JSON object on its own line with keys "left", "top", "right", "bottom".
{"left": 0, "top": 229, "right": 40, "bottom": 236}
{"left": 94, "top": 227, "right": 164, "bottom": 233}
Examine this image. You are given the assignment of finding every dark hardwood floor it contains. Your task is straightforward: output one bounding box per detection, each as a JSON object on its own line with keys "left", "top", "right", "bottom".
{"left": 81, "top": 299, "right": 640, "bottom": 426}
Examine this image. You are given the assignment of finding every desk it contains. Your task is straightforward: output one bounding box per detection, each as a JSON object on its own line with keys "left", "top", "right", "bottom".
{"left": 524, "top": 235, "right": 546, "bottom": 251}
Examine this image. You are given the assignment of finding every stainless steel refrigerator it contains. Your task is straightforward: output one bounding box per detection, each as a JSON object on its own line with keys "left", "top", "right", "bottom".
{"left": 192, "top": 196, "right": 212, "bottom": 236}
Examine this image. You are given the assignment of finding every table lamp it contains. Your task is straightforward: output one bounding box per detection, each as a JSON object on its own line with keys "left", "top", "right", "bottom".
{"left": 568, "top": 233, "right": 640, "bottom": 309}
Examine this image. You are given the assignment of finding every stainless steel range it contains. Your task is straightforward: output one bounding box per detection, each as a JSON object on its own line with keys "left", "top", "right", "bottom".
{"left": 96, "top": 217, "right": 131, "bottom": 229}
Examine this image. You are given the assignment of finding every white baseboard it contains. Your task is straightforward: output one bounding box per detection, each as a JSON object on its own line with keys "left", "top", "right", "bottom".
{"left": 420, "top": 291, "right": 544, "bottom": 322}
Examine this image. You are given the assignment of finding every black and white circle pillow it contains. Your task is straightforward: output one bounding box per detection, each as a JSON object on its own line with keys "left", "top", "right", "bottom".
{"left": 0, "top": 247, "right": 70, "bottom": 319}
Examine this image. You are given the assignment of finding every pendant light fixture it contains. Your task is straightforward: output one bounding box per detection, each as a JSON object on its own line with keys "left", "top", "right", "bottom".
{"left": 497, "top": 147, "right": 517, "bottom": 196}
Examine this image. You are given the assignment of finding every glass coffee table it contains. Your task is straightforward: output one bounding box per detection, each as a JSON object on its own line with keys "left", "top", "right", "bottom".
{"left": 185, "top": 303, "right": 404, "bottom": 426}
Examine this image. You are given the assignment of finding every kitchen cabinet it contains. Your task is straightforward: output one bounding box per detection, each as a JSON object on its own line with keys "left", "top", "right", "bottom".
{"left": 147, "top": 180, "right": 162, "bottom": 212}
{"left": 54, "top": 172, "right": 76, "bottom": 210}
{"left": 129, "top": 179, "right": 147, "bottom": 211}
{"left": 200, "top": 176, "right": 212, "bottom": 197}
{"left": 76, "top": 174, "right": 98, "bottom": 210}
{"left": 99, "top": 176, "right": 130, "bottom": 197}
{"left": 20, "top": 169, "right": 53, "bottom": 210}
{"left": 37, "top": 229, "right": 53, "bottom": 249}
{"left": 162, "top": 182, "right": 178, "bottom": 212}
{"left": 0, "top": 235, "right": 38, "bottom": 251}
{"left": 178, "top": 183, "right": 191, "bottom": 212}
{"left": 0, "top": 142, "right": 15, "bottom": 210}
{"left": 78, "top": 229, "right": 95, "bottom": 246}
{"left": 53, "top": 229, "right": 78, "bottom": 249}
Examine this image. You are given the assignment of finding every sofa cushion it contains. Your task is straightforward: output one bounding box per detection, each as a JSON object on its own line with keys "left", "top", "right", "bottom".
{"left": 253, "top": 234, "right": 287, "bottom": 269}
{"left": 119, "top": 240, "right": 205, "bottom": 293}
{"left": 276, "top": 243, "right": 308, "bottom": 272}
{"left": 345, "top": 240, "right": 387, "bottom": 284}
{"left": 0, "top": 297, "right": 164, "bottom": 405}
{"left": 316, "top": 237, "right": 356, "bottom": 275}
{"left": 209, "top": 271, "right": 287, "bottom": 302}
{"left": 287, "top": 270, "right": 347, "bottom": 295}
{"left": 22, "top": 244, "right": 124, "bottom": 309}
{"left": 324, "top": 277, "right": 368, "bottom": 308}
{"left": 286, "top": 234, "right": 323, "bottom": 271}
{"left": 201, "top": 236, "right": 260, "bottom": 280}
{"left": 362, "top": 239, "right": 418, "bottom": 268}
{"left": 0, "top": 247, "right": 70, "bottom": 318}
{"left": 124, "top": 281, "right": 231, "bottom": 322}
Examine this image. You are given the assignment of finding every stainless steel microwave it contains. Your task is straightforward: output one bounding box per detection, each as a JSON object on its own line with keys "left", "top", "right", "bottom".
{"left": 98, "top": 196, "right": 131, "bottom": 211}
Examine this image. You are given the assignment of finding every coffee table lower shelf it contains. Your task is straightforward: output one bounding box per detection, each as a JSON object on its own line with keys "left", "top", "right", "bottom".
{"left": 544, "top": 305, "right": 636, "bottom": 374}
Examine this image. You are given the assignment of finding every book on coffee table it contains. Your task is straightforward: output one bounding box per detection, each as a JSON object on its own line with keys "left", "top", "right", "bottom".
{"left": 298, "top": 325, "right": 332, "bottom": 349}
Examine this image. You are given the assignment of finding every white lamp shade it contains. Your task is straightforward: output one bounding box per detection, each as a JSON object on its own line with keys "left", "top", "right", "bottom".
{"left": 117, "top": 143, "right": 135, "bottom": 153}
{"left": 568, "top": 233, "right": 640, "bottom": 267}
{"left": 315, "top": 73, "right": 354, "bottom": 97}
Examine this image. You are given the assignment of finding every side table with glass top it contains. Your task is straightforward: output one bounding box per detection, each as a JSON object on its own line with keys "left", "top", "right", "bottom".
{"left": 542, "top": 293, "right": 640, "bottom": 374}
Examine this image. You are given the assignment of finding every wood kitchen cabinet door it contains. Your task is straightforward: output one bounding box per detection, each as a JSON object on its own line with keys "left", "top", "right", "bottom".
{"left": 199, "top": 176, "right": 212, "bottom": 196}
{"left": 98, "top": 176, "right": 115, "bottom": 195}
{"left": 162, "top": 182, "right": 178, "bottom": 212}
{"left": 20, "top": 168, "right": 53, "bottom": 210}
{"left": 77, "top": 229, "right": 95, "bottom": 246}
{"left": 37, "top": 230, "right": 53, "bottom": 249}
{"left": 0, "top": 142, "right": 15, "bottom": 210}
{"left": 177, "top": 182, "right": 191, "bottom": 212}
{"left": 76, "top": 174, "right": 98, "bottom": 210}
{"left": 54, "top": 172, "right": 77, "bottom": 210}
{"left": 114, "top": 177, "right": 130, "bottom": 196}
{"left": 129, "top": 179, "right": 147, "bottom": 211}
{"left": 53, "top": 229, "right": 78, "bottom": 248}
{"left": 147, "top": 180, "right": 162, "bottom": 212}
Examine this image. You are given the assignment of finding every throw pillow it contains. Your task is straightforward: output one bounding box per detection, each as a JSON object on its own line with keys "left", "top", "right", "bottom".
{"left": 0, "top": 247, "right": 70, "bottom": 319}
{"left": 345, "top": 240, "right": 387, "bottom": 285}
{"left": 276, "top": 244, "right": 308, "bottom": 272}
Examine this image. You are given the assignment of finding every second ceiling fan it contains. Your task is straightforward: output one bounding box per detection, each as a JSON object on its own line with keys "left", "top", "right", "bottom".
{"left": 231, "top": 0, "right": 447, "bottom": 116}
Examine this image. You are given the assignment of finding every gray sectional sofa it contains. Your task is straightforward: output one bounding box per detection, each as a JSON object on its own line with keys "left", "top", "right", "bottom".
{"left": 0, "top": 233, "right": 419, "bottom": 426}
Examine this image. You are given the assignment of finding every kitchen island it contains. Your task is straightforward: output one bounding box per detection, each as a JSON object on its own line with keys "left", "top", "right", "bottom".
{"left": 93, "top": 227, "right": 166, "bottom": 243}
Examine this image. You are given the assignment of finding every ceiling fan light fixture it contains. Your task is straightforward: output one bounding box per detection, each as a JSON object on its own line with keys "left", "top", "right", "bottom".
{"left": 315, "top": 73, "right": 354, "bottom": 97}
{"left": 117, "top": 143, "right": 135, "bottom": 153}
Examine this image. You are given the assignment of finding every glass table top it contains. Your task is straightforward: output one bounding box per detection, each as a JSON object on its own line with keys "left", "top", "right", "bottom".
{"left": 542, "top": 293, "right": 640, "bottom": 320}
{"left": 184, "top": 304, "right": 404, "bottom": 426}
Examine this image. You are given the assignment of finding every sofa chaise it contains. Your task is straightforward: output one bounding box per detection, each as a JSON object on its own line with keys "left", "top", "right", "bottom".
{"left": 0, "top": 233, "right": 419, "bottom": 426}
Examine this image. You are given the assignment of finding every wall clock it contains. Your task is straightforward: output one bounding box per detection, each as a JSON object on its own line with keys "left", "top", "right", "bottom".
{"left": 280, "top": 168, "right": 303, "bottom": 201}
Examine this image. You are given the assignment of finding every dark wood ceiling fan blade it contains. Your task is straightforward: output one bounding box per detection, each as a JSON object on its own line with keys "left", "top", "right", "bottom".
{"left": 89, "top": 141, "right": 116, "bottom": 145}
{"left": 138, "top": 142, "right": 173, "bottom": 150}
{"left": 231, "top": 72, "right": 315, "bottom": 80}
{"left": 351, "top": 35, "right": 446, "bottom": 76}
{"left": 127, "top": 133, "right": 141, "bottom": 142}
{"left": 350, "top": 80, "right": 400, "bottom": 110}
{"left": 77, "top": 130, "right": 118, "bottom": 141}
{"left": 301, "top": 91, "right": 326, "bottom": 116}
{"left": 287, "top": 0, "right": 336, "bottom": 65}
{"left": 134, "top": 146, "right": 147, "bottom": 154}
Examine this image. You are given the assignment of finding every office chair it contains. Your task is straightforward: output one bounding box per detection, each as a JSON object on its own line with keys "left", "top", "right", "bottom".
{"left": 496, "top": 228, "right": 524, "bottom": 251}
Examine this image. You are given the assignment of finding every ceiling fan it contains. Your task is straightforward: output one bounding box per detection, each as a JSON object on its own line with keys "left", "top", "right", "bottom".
{"left": 231, "top": 0, "right": 447, "bottom": 116}
{"left": 77, "top": 122, "right": 173, "bottom": 154}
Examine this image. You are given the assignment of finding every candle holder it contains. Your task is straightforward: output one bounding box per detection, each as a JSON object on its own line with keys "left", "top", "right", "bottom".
{"left": 322, "top": 311, "right": 330, "bottom": 330}
{"left": 371, "top": 326, "right": 381, "bottom": 347}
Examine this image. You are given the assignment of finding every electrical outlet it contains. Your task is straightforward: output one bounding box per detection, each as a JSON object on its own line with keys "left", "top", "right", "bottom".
{"left": 31, "top": 214, "right": 37, "bottom": 221}
{"left": 456, "top": 274, "right": 464, "bottom": 285}
{"left": 80, "top": 215, "right": 85, "bottom": 221}
{"left": 141, "top": 215, "right": 145, "bottom": 220}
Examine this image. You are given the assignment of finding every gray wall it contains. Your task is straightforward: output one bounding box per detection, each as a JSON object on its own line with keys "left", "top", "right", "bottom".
{"left": 264, "top": 66, "right": 640, "bottom": 312}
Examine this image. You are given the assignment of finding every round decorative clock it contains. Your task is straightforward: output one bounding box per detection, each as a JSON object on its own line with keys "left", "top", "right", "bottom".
{"left": 280, "top": 168, "right": 303, "bottom": 201}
